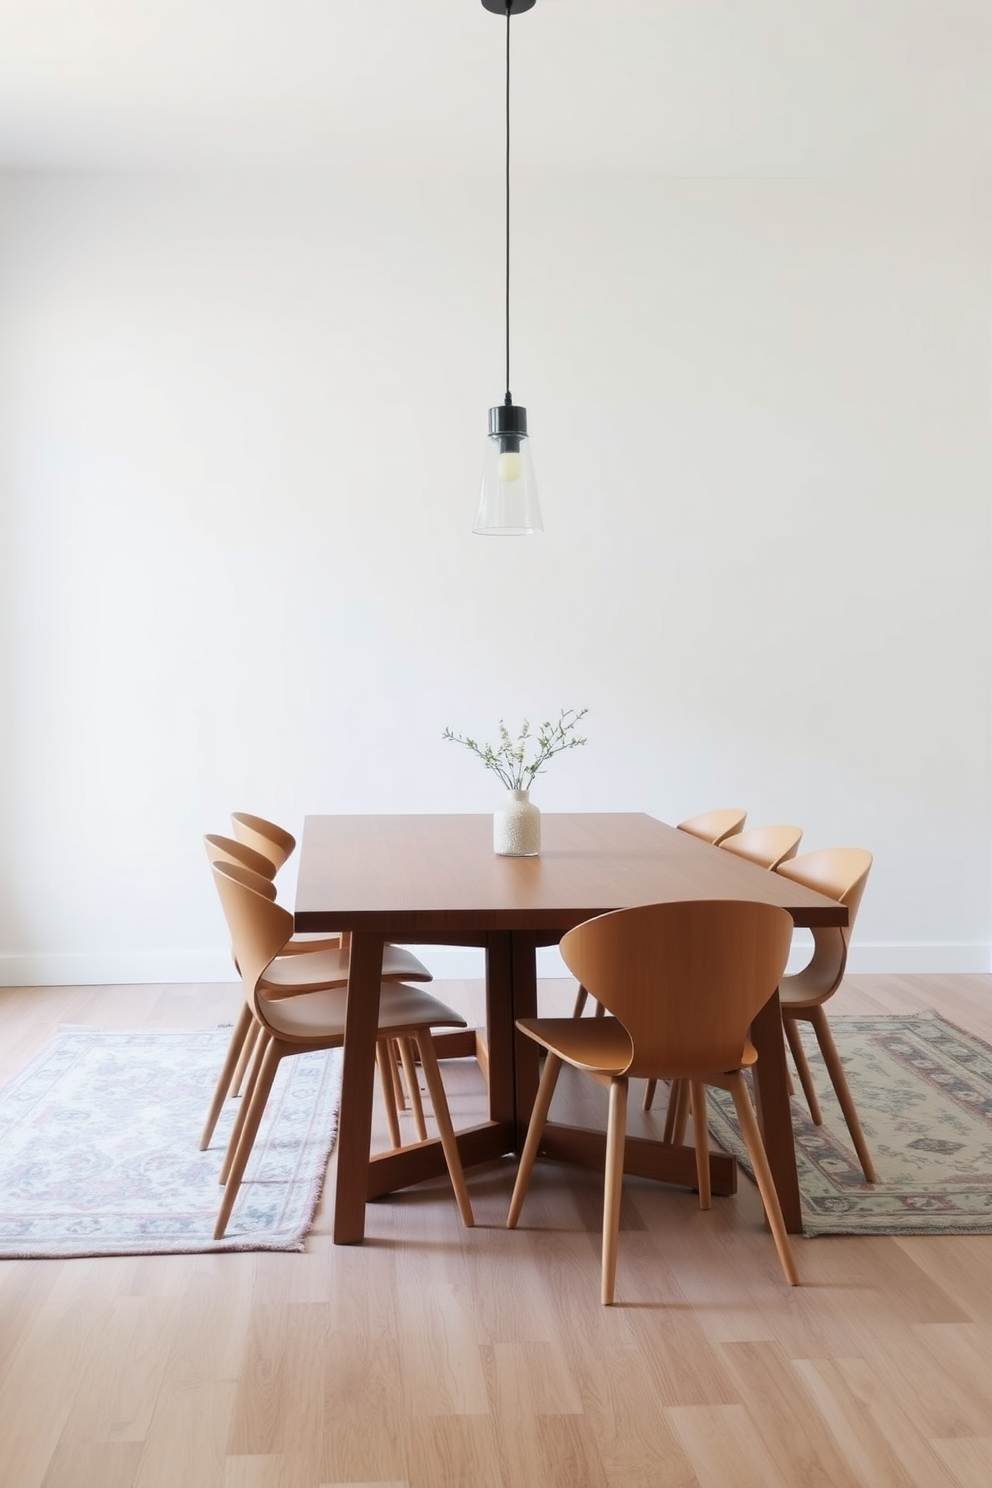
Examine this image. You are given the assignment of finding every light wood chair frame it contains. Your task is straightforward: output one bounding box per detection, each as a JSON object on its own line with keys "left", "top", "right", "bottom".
{"left": 506, "top": 899, "right": 799, "bottom": 1304}
{"left": 209, "top": 860, "right": 474, "bottom": 1240}
{"left": 775, "top": 848, "right": 876, "bottom": 1183}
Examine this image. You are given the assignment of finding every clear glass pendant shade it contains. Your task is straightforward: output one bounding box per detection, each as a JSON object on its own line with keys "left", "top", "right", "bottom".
{"left": 474, "top": 433, "right": 542, "bottom": 535}
{"left": 474, "top": 411, "right": 543, "bottom": 535}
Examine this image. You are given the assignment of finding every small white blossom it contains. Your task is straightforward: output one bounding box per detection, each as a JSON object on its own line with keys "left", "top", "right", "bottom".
{"left": 443, "top": 709, "right": 588, "bottom": 792}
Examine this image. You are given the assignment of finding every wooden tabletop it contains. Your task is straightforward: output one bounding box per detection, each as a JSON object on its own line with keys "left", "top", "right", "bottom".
{"left": 296, "top": 812, "right": 848, "bottom": 937}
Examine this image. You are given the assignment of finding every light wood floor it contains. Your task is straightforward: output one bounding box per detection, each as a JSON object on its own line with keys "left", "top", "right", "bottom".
{"left": 1, "top": 972, "right": 992, "bottom": 1488}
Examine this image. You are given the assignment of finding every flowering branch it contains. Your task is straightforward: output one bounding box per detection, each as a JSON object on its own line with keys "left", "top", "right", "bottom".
{"left": 443, "top": 708, "right": 588, "bottom": 792}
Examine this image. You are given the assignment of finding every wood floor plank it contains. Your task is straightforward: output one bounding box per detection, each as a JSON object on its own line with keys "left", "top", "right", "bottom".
{"left": 40, "top": 1440, "right": 144, "bottom": 1488}
{"left": 929, "top": 1437, "right": 992, "bottom": 1488}
{"left": 667, "top": 1402, "right": 794, "bottom": 1488}
{"left": 59, "top": 1295, "right": 179, "bottom": 1443}
{"left": 792, "top": 1356, "right": 965, "bottom": 1488}
{"left": 227, "top": 1304, "right": 329, "bottom": 1456}
{"left": 716, "top": 1341, "right": 868, "bottom": 1488}
{"left": 132, "top": 1379, "right": 237, "bottom": 1488}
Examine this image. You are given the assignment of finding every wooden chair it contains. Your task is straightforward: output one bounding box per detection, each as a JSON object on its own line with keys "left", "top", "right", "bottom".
{"left": 229, "top": 811, "right": 434, "bottom": 1122}
{"left": 719, "top": 824, "right": 803, "bottom": 871}
{"left": 229, "top": 811, "right": 297, "bottom": 870}
{"left": 574, "top": 807, "right": 752, "bottom": 1020}
{"left": 205, "top": 832, "right": 341, "bottom": 956}
{"left": 774, "top": 848, "right": 877, "bottom": 1182}
{"left": 676, "top": 807, "right": 747, "bottom": 845}
{"left": 641, "top": 823, "right": 802, "bottom": 1115}
{"left": 209, "top": 860, "right": 475, "bottom": 1239}
{"left": 201, "top": 838, "right": 433, "bottom": 1152}
{"left": 506, "top": 899, "right": 798, "bottom": 1304}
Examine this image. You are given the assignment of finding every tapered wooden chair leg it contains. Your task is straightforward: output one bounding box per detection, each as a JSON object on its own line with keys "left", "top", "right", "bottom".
{"left": 664, "top": 1078, "right": 691, "bottom": 1145}
{"left": 726, "top": 1071, "right": 799, "bottom": 1286}
{"left": 573, "top": 984, "right": 604, "bottom": 1017}
{"left": 689, "top": 1078, "right": 711, "bottom": 1209}
{"left": 601, "top": 1078, "right": 629, "bottom": 1305}
{"left": 215, "top": 1038, "right": 284, "bottom": 1240}
{"left": 200, "top": 1003, "right": 255, "bottom": 1151}
{"left": 808, "top": 1007, "right": 877, "bottom": 1183}
{"left": 231, "top": 1017, "right": 261, "bottom": 1098}
{"left": 389, "top": 1039, "right": 407, "bottom": 1110}
{"left": 415, "top": 1034, "right": 474, "bottom": 1228}
{"left": 507, "top": 1052, "right": 564, "bottom": 1229}
{"left": 784, "top": 1016, "right": 822, "bottom": 1123}
{"left": 220, "top": 1030, "right": 271, "bottom": 1184}
{"left": 376, "top": 1042, "right": 403, "bottom": 1150}
{"left": 642, "top": 1077, "right": 658, "bottom": 1111}
{"left": 397, "top": 1037, "right": 428, "bottom": 1141}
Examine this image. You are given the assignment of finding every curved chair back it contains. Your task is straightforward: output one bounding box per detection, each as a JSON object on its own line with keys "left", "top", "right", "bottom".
{"left": 204, "top": 833, "right": 277, "bottom": 881}
{"left": 230, "top": 813, "right": 297, "bottom": 872}
{"left": 720, "top": 824, "right": 803, "bottom": 871}
{"left": 559, "top": 899, "right": 793, "bottom": 1080}
{"left": 676, "top": 808, "right": 747, "bottom": 845}
{"left": 211, "top": 860, "right": 294, "bottom": 1022}
{"left": 775, "top": 848, "right": 872, "bottom": 1001}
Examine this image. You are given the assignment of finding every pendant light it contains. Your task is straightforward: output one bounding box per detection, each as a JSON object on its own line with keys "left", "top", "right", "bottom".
{"left": 474, "top": 0, "right": 543, "bottom": 536}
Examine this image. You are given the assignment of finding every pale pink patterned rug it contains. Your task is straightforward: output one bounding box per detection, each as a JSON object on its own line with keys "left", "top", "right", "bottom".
{"left": 0, "top": 1026, "right": 342, "bottom": 1257}
{"left": 706, "top": 1012, "right": 992, "bottom": 1235}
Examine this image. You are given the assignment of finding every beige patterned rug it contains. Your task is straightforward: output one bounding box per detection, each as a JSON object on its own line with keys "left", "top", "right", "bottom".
{"left": 0, "top": 1027, "right": 343, "bottom": 1258}
{"left": 705, "top": 1012, "right": 992, "bottom": 1236}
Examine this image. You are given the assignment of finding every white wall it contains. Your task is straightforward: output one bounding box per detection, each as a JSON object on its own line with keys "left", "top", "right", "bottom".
{"left": 1, "top": 170, "right": 989, "bottom": 983}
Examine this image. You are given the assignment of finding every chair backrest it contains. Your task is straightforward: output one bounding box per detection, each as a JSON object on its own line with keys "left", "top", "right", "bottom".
{"left": 719, "top": 824, "right": 803, "bottom": 871}
{"left": 559, "top": 899, "right": 793, "bottom": 1079}
{"left": 774, "top": 848, "right": 872, "bottom": 1000}
{"left": 230, "top": 813, "right": 297, "bottom": 872}
{"left": 210, "top": 861, "right": 295, "bottom": 1021}
{"left": 204, "top": 833, "right": 277, "bottom": 881}
{"left": 676, "top": 808, "right": 747, "bottom": 845}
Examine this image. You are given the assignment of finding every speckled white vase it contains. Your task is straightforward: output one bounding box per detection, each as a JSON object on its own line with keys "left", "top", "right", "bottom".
{"left": 493, "top": 789, "right": 541, "bottom": 856}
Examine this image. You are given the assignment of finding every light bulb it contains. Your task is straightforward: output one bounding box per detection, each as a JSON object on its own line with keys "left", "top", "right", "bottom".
{"left": 497, "top": 450, "right": 522, "bottom": 482}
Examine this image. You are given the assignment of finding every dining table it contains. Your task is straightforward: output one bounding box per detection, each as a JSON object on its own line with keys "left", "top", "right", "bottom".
{"left": 294, "top": 812, "right": 848, "bottom": 1244}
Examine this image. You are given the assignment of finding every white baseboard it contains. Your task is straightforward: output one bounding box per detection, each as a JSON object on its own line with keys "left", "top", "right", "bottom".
{"left": 1, "top": 940, "right": 989, "bottom": 987}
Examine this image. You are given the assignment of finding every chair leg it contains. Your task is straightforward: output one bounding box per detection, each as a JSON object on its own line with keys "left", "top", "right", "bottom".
{"left": 807, "top": 1007, "right": 878, "bottom": 1183}
{"left": 725, "top": 1071, "right": 798, "bottom": 1286}
{"left": 200, "top": 1003, "right": 254, "bottom": 1151}
{"left": 601, "top": 1077, "right": 628, "bottom": 1305}
{"left": 689, "top": 1078, "right": 711, "bottom": 1209}
{"left": 414, "top": 1033, "right": 474, "bottom": 1227}
{"left": 389, "top": 1039, "right": 407, "bottom": 1111}
{"left": 664, "top": 1078, "right": 690, "bottom": 1145}
{"left": 214, "top": 1037, "right": 284, "bottom": 1240}
{"left": 397, "top": 1037, "right": 428, "bottom": 1142}
{"left": 572, "top": 984, "right": 604, "bottom": 1017}
{"left": 642, "top": 1078, "right": 658, "bottom": 1111}
{"left": 507, "top": 1051, "right": 564, "bottom": 1229}
{"left": 220, "top": 1030, "right": 270, "bottom": 1184}
{"left": 376, "top": 1041, "right": 403, "bottom": 1150}
{"left": 231, "top": 1017, "right": 261, "bottom": 1098}
{"left": 784, "top": 1015, "right": 823, "bottom": 1124}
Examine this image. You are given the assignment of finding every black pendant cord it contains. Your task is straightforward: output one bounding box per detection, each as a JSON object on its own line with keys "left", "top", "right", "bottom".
{"left": 504, "top": 0, "right": 512, "bottom": 406}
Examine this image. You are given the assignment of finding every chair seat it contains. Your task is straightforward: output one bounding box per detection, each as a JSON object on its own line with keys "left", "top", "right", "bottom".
{"left": 519, "top": 1015, "right": 758, "bottom": 1080}
{"left": 262, "top": 981, "right": 467, "bottom": 1042}
{"left": 777, "top": 976, "right": 822, "bottom": 1011}
{"left": 261, "top": 943, "right": 431, "bottom": 995}
{"left": 516, "top": 1015, "right": 633, "bottom": 1075}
